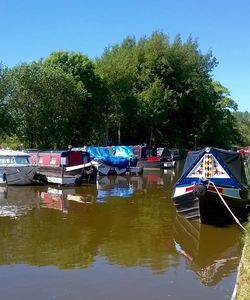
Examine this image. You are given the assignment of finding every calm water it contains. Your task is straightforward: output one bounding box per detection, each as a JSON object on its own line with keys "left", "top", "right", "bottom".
{"left": 0, "top": 161, "right": 244, "bottom": 300}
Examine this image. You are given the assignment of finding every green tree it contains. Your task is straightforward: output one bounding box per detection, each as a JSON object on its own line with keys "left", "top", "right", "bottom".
{"left": 44, "top": 51, "right": 110, "bottom": 145}
{"left": 96, "top": 37, "right": 139, "bottom": 145}
{"left": 0, "top": 63, "right": 15, "bottom": 140}
{"left": 97, "top": 31, "right": 241, "bottom": 149}
{"left": 9, "top": 62, "right": 88, "bottom": 148}
{"left": 233, "top": 111, "right": 250, "bottom": 146}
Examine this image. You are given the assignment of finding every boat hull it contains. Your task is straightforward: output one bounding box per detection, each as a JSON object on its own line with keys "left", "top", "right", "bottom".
{"left": 173, "top": 186, "right": 200, "bottom": 219}
{"left": 34, "top": 164, "right": 97, "bottom": 185}
{"left": 198, "top": 186, "right": 250, "bottom": 224}
{"left": 0, "top": 166, "right": 37, "bottom": 185}
{"left": 173, "top": 184, "right": 250, "bottom": 224}
{"left": 91, "top": 161, "right": 128, "bottom": 176}
{"left": 137, "top": 159, "right": 161, "bottom": 169}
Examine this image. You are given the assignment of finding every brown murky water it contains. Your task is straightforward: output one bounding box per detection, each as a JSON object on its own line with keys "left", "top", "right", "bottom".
{"left": 0, "top": 161, "right": 244, "bottom": 300}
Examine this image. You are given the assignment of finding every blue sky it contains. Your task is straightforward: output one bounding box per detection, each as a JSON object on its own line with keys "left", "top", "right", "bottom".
{"left": 1, "top": 0, "right": 249, "bottom": 111}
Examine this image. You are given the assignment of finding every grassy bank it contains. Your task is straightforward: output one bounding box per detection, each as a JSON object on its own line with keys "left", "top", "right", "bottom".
{"left": 234, "top": 220, "right": 250, "bottom": 300}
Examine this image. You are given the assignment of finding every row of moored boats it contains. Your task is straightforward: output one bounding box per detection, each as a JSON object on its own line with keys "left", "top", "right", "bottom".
{"left": 1, "top": 145, "right": 250, "bottom": 226}
{"left": 0, "top": 145, "right": 177, "bottom": 186}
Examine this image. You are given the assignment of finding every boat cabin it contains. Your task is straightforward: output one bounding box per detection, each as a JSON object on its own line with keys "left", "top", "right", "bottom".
{"left": 28, "top": 150, "right": 91, "bottom": 168}
{"left": 131, "top": 145, "right": 158, "bottom": 160}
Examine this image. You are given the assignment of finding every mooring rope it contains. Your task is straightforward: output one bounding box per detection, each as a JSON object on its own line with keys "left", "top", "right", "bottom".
{"left": 208, "top": 180, "right": 246, "bottom": 231}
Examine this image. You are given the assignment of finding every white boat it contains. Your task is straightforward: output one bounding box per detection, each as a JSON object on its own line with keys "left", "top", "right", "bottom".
{"left": 0, "top": 149, "right": 37, "bottom": 185}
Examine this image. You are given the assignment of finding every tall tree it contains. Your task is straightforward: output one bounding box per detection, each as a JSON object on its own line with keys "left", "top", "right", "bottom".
{"left": 44, "top": 51, "right": 110, "bottom": 145}
{"left": 9, "top": 62, "right": 88, "bottom": 148}
{"left": 96, "top": 37, "right": 139, "bottom": 145}
{"left": 233, "top": 111, "right": 250, "bottom": 146}
{"left": 0, "top": 63, "right": 15, "bottom": 139}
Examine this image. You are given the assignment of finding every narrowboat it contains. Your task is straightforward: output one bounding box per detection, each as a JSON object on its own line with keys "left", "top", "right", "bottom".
{"left": 110, "top": 145, "right": 143, "bottom": 175}
{"left": 157, "top": 147, "right": 176, "bottom": 169}
{"left": 86, "top": 146, "right": 129, "bottom": 176}
{"left": 28, "top": 150, "right": 97, "bottom": 185}
{"left": 131, "top": 145, "right": 175, "bottom": 169}
{"left": 0, "top": 149, "right": 37, "bottom": 185}
{"left": 172, "top": 147, "right": 250, "bottom": 224}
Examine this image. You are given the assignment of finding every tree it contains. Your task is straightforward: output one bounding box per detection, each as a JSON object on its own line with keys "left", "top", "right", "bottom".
{"left": 0, "top": 63, "right": 15, "bottom": 141}
{"left": 44, "top": 51, "right": 110, "bottom": 145}
{"left": 233, "top": 111, "right": 250, "bottom": 146}
{"left": 9, "top": 62, "right": 88, "bottom": 148}
{"left": 96, "top": 32, "right": 242, "bottom": 149}
{"left": 96, "top": 37, "right": 139, "bottom": 145}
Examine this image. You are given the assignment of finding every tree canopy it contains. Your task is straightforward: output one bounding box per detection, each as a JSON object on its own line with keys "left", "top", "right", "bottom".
{"left": 0, "top": 32, "right": 248, "bottom": 150}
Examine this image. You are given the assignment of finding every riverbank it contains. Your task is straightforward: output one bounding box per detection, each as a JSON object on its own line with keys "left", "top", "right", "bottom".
{"left": 233, "top": 219, "right": 250, "bottom": 300}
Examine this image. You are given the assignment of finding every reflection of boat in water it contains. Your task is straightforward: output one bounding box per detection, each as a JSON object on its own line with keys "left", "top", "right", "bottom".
{"left": 96, "top": 176, "right": 134, "bottom": 201}
{"left": 143, "top": 168, "right": 176, "bottom": 186}
{"left": 173, "top": 214, "right": 242, "bottom": 286}
{"left": 0, "top": 186, "right": 40, "bottom": 217}
{"left": 40, "top": 185, "right": 97, "bottom": 212}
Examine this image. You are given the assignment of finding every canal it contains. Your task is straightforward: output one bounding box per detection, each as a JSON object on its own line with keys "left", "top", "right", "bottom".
{"left": 0, "top": 161, "right": 244, "bottom": 300}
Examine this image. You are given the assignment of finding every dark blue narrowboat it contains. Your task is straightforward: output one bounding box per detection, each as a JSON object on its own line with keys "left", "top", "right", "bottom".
{"left": 172, "top": 147, "right": 250, "bottom": 224}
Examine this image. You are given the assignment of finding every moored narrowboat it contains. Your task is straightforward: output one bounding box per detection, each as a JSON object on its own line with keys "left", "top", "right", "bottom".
{"left": 28, "top": 150, "right": 97, "bottom": 185}
{"left": 86, "top": 146, "right": 129, "bottom": 176}
{"left": 131, "top": 145, "right": 175, "bottom": 169}
{"left": 172, "top": 147, "right": 250, "bottom": 224}
{"left": 0, "top": 149, "right": 37, "bottom": 185}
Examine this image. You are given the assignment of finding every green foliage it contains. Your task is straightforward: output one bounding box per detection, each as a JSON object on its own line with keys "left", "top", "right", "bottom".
{"left": 233, "top": 111, "right": 250, "bottom": 146}
{"left": 44, "top": 51, "right": 110, "bottom": 145}
{"left": 0, "top": 32, "right": 246, "bottom": 149}
{"left": 0, "top": 134, "right": 21, "bottom": 149}
{"left": 96, "top": 31, "right": 241, "bottom": 148}
{"left": 0, "top": 63, "right": 16, "bottom": 137}
{"left": 9, "top": 62, "right": 89, "bottom": 148}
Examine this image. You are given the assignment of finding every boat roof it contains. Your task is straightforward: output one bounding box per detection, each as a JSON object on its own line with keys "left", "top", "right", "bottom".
{"left": 0, "top": 149, "right": 30, "bottom": 156}
{"left": 25, "top": 149, "right": 85, "bottom": 155}
{"left": 178, "top": 147, "right": 248, "bottom": 187}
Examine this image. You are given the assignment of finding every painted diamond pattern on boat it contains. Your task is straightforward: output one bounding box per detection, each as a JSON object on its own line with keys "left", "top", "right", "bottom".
{"left": 187, "top": 153, "right": 230, "bottom": 178}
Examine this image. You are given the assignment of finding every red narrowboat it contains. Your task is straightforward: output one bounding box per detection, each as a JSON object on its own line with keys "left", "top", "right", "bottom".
{"left": 27, "top": 150, "right": 97, "bottom": 186}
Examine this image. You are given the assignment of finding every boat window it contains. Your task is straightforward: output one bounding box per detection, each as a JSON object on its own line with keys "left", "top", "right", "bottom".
{"left": 146, "top": 148, "right": 154, "bottom": 157}
{"left": 0, "top": 157, "right": 15, "bottom": 164}
{"left": 83, "top": 155, "right": 90, "bottom": 164}
{"left": 15, "top": 156, "right": 30, "bottom": 164}
{"left": 50, "top": 156, "right": 56, "bottom": 165}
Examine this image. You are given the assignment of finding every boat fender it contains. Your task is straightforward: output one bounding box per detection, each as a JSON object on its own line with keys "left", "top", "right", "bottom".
{"left": 74, "top": 174, "right": 83, "bottom": 185}
{"left": 199, "top": 177, "right": 209, "bottom": 184}
{"left": 239, "top": 185, "right": 249, "bottom": 199}
{"left": 3, "top": 173, "right": 7, "bottom": 182}
{"left": 74, "top": 166, "right": 92, "bottom": 185}
{"left": 193, "top": 183, "right": 207, "bottom": 198}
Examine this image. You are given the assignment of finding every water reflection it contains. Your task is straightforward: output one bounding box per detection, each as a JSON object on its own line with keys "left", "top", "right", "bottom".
{"left": 96, "top": 176, "right": 134, "bottom": 201}
{"left": 0, "top": 166, "right": 243, "bottom": 299}
{"left": 0, "top": 185, "right": 40, "bottom": 218}
{"left": 173, "top": 214, "right": 242, "bottom": 286}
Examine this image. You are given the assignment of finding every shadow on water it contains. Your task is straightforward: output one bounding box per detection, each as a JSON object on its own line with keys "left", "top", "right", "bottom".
{"left": 0, "top": 160, "right": 244, "bottom": 300}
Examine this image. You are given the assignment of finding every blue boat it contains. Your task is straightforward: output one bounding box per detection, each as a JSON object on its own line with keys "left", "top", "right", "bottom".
{"left": 86, "top": 146, "right": 129, "bottom": 176}
{"left": 111, "top": 145, "right": 143, "bottom": 175}
{"left": 172, "top": 147, "right": 250, "bottom": 224}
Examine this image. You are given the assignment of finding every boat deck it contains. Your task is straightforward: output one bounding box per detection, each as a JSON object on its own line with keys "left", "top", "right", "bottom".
{"left": 34, "top": 171, "right": 77, "bottom": 185}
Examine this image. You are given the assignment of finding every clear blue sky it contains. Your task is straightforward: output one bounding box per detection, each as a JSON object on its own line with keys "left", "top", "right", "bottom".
{"left": 1, "top": 0, "right": 249, "bottom": 111}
